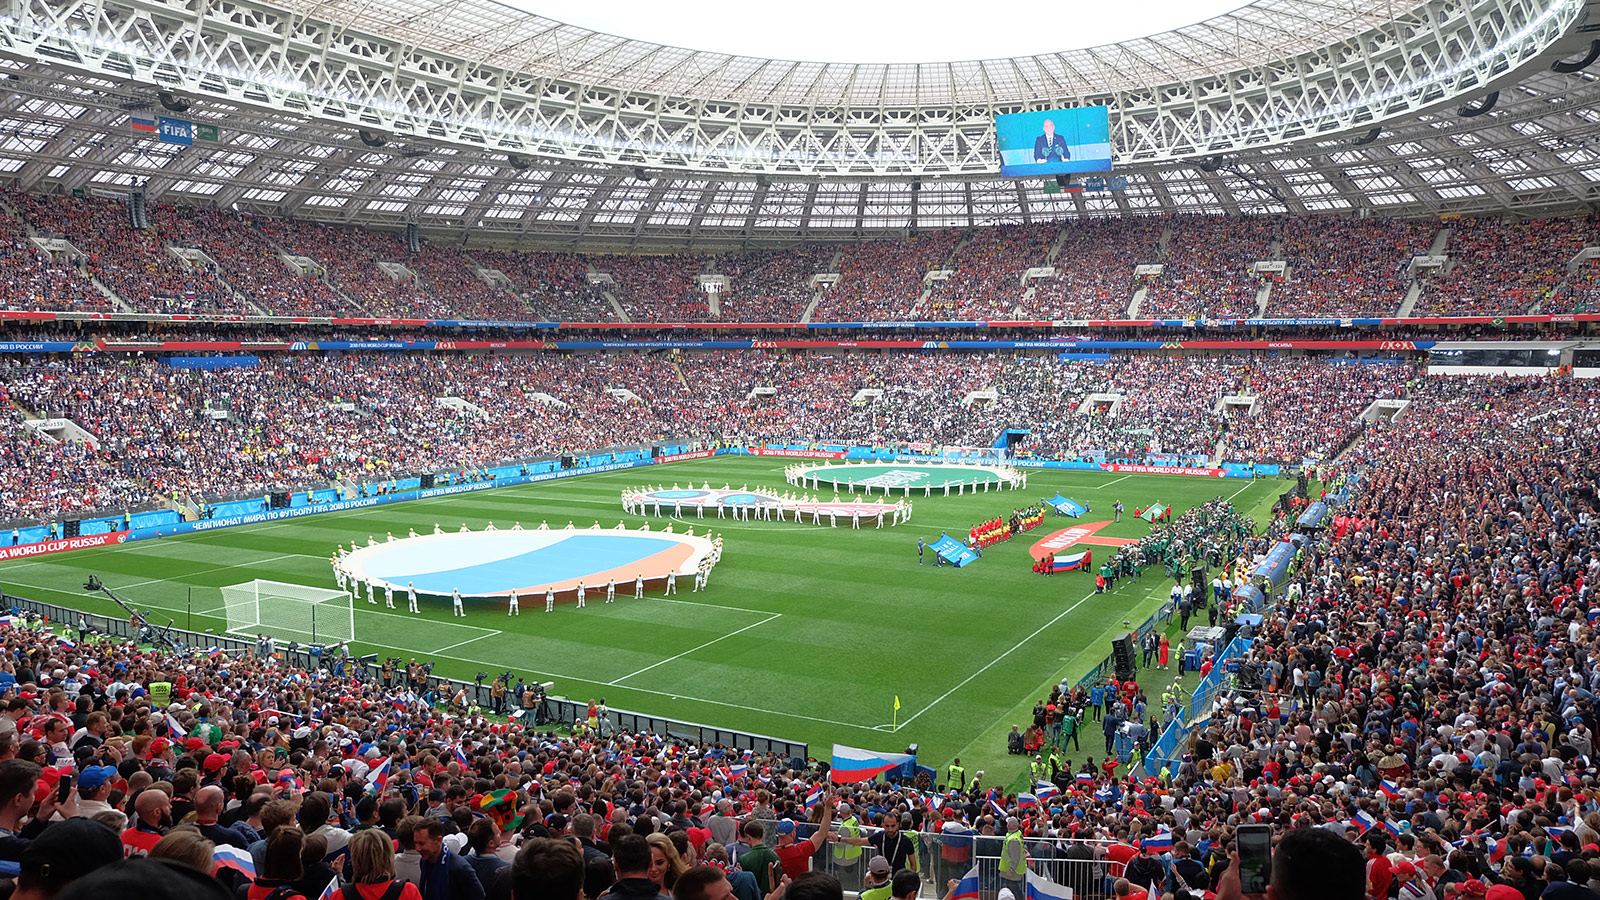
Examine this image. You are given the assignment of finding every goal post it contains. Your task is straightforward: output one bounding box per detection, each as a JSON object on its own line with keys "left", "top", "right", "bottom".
{"left": 220, "top": 580, "right": 355, "bottom": 646}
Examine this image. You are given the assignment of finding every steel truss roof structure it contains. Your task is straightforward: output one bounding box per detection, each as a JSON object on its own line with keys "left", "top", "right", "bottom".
{"left": 0, "top": 0, "right": 1597, "bottom": 248}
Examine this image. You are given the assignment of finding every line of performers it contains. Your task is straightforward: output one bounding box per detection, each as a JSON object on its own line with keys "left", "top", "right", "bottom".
{"left": 619, "top": 484, "right": 912, "bottom": 528}
{"left": 327, "top": 524, "right": 724, "bottom": 615}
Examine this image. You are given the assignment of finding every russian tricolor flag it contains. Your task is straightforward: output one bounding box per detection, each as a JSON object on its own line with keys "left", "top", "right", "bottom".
{"left": 1143, "top": 827, "right": 1173, "bottom": 851}
{"left": 212, "top": 845, "right": 257, "bottom": 879}
{"left": 1076, "top": 771, "right": 1094, "bottom": 784}
{"left": 130, "top": 117, "right": 157, "bottom": 133}
{"left": 1379, "top": 779, "right": 1402, "bottom": 799}
{"left": 1352, "top": 810, "right": 1376, "bottom": 832}
{"left": 366, "top": 756, "right": 390, "bottom": 788}
{"left": 1036, "top": 783, "right": 1060, "bottom": 801}
{"left": 1383, "top": 820, "right": 1403, "bottom": 837}
{"left": 829, "top": 744, "right": 914, "bottom": 784}
{"left": 805, "top": 786, "right": 825, "bottom": 810}
{"left": 950, "top": 865, "right": 981, "bottom": 900}
{"left": 1048, "top": 550, "right": 1092, "bottom": 573}
{"left": 988, "top": 797, "right": 1007, "bottom": 819}
{"left": 452, "top": 744, "right": 470, "bottom": 769}
{"left": 1017, "top": 792, "right": 1038, "bottom": 809}
{"left": 729, "top": 763, "right": 748, "bottom": 779}
{"left": 166, "top": 712, "right": 187, "bottom": 740}
{"left": 1025, "top": 871, "right": 1075, "bottom": 900}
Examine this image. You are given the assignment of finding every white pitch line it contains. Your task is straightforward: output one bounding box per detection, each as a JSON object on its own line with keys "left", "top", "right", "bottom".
{"left": 893, "top": 588, "right": 1103, "bottom": 732}
{"left": 432, "top": 633, "right": 497, "bottom": 655}
{"left": 1226, "top": 481, "right": 1260, "bottom": 502}
{"left": 647, "top": 595, "right": 771, "bottom": 615}
{"left": 392, "top": 639, "right": 873, "bottom": 731}
{"left": 1087, "top": 474, "right": 1133, "bottom": 489}
{"left": 606, "top": 613, "right": 782, "bottom": 686}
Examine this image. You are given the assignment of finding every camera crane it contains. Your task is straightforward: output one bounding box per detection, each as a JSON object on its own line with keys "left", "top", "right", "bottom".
{"left": 83, "top": 575, "right": 182, "bottom": 651}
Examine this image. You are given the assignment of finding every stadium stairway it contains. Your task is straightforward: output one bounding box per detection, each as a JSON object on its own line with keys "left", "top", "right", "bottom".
{"left": 256, "top": 229, "right": 370, "bottom": 315}
{"left": 602, "top": 287, "right": 630, "bottom": 323}
{"left": 1046, "top": 223, "right": 1073, "bottom": 262}
{"left": 170, "top": 244, "right": 269, "bottom": 315}
{"left": 1254, "top": 280, "right": 1273, "bottom": 316}
{"left": 1396, "top": 279, "right": 1425, "bottom": 318}
{"left": 1127, "top": 285, "right": 1148, "bottom": 318}
{"left": 0, "top": 198, "right": 135, "bottom": 313}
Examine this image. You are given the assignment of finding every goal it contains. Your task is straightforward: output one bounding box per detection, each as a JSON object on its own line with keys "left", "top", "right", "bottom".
{"left": 220, "top": 580, "right": 355, "bottom": 646}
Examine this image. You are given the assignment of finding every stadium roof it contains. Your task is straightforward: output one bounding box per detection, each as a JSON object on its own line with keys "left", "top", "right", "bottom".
{"left": 0, "top": 0, "right": 1597, "bottom": 245}
{"left": 276, "top": 0, "right": 1410, "bottom": 104}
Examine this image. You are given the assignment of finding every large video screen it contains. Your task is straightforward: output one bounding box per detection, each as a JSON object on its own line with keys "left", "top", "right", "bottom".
{"left": 994, "top": 106, "right": 1112, "bottom": 178}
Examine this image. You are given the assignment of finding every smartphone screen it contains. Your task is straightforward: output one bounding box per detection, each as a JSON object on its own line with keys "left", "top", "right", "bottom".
{"left": 57, "top": 774, "right": 73, "bottom": 803}
{"left": 1238, "top": 825, "right": 1272, "bottom": 896}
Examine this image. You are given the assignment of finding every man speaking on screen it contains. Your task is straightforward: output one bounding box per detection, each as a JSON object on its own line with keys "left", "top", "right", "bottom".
{"left": 1034, "top": 119, "right": 1070, "bottom": 163}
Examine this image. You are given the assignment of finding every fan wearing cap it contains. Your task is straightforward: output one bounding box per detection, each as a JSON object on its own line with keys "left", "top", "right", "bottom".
{"left": 1393, "top": 860, "right": 1436, "bottom": 900}
{"left": 73, "top": 765, "right": 120, "bottom": 819}
{"left": 771, "top": 796, "right": 833, "bottom": 880}
{"left": 859, "top": 855, "right": 895, "bottom": 900}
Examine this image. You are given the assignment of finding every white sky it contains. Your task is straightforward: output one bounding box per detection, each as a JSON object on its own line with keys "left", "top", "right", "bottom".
{"left": 508, "top": 0, "right": 1252, "bottom": 64}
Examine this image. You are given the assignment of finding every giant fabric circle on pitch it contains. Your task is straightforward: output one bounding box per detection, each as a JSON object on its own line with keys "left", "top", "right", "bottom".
{"left": 342, "top": 530, "right": 712, "bottom": 597}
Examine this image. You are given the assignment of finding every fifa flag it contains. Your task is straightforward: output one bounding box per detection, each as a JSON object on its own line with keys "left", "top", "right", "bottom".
{"left": 830, "top": 744, "right": 915, "bottom": 783}
{"left": 1047, "top": 494, "right": 1088, "bottom": 517}
{"left": 1137, "top": 503, "right": 1169, "bottom": 523}
{"left": 1047, "top": 550, "right": 1092, "bottom": 573}
{"left": 950, "top": 865, "right": 981, "bottom": 900}
{"left": 1026, "top": 870, "right": 1075, "bottom": 900}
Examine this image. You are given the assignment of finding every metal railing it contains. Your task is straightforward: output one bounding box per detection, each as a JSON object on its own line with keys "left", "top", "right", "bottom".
{"left": 732, "top": 820, "right": 1128, "bottom": 898}
{"left": 0, "top": 592, "right": 806, "bottom": 762}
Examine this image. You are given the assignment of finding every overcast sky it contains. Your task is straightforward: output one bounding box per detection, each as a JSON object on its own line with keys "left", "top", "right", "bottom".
{"left": 505, "top": 0, "right": 1250, "bottom": 64}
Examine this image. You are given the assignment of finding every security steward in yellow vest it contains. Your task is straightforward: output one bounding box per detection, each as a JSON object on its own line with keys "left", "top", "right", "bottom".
{"left": 998, "top": 817, "right": 1028, "bottom": 896}
{"left": 945, "top": 759, "right": 965, "bottom": 792}
{"left": 831, "top": 803, "right": 864, "bottom": 886}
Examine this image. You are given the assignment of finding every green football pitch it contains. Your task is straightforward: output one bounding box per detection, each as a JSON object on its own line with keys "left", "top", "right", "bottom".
{"left": 0, "top": 457, "right": 1286, "bottom": 777}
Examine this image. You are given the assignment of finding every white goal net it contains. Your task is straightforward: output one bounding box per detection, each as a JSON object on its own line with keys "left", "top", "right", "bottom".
{"left": 220, "top": 580, "right": 355, "bottom": 645}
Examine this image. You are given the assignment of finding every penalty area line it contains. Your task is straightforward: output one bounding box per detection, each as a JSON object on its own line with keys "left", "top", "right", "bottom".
{"left": 605, "top": 613, "right": 783, "bottom": 686}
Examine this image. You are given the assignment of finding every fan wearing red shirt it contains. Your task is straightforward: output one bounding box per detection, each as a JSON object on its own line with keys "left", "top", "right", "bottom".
{"left": 1105, "top": 840, "right": 1138, "bottom": 878}
{"left": 771, "top": 791, "right": 834, "bottom": 879}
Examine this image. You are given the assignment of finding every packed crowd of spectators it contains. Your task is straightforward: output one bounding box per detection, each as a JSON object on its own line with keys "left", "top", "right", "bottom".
{"left": 1141, "top": 217, "right": 1279, "bottom": 320}
{"left": 1031, "top": 218, "right": 1167, "bottom": 321}
{"left": 3, "top": 191, "right": 1599, "bottom": 324}
{"left": 811, "top": 232, "right": 963, "bottom": 322}
{"left": 922, "top": 224, "right": 1057, "bottom": 320}
{"left": 157, "top": 210, "right": 362, "bottom": 318}
{"left": 468, "top": 251, "right": 614, "bottom": 322}
{"left": 1, "top": 352, "right": 1422, "bottom": 525}
{"left": 1415, "top": 217, "right": 1599, "bottom": 316}
{"left": 1266, "top": 218, "right": 1435, "bottom": 318}
{"left": 0, "top": 214, "right": 110, "bottom": 312}
{"left": 711, "top": 248, "right": 834, "bottom": 322}
{"left": 1544, "top": 267, "right": 1600, "bottom": 315}
{"left": 591, "top": 254, "right": 707, "bottom": 323}
{"left": 0, "top": 371, "right": 1596, "bottom": 900}
{"left": 7, "top": 192, "right": 251, "bottom": 315}
{"left": 1218, "top": 359, "right": 1412, "bottom": 465}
